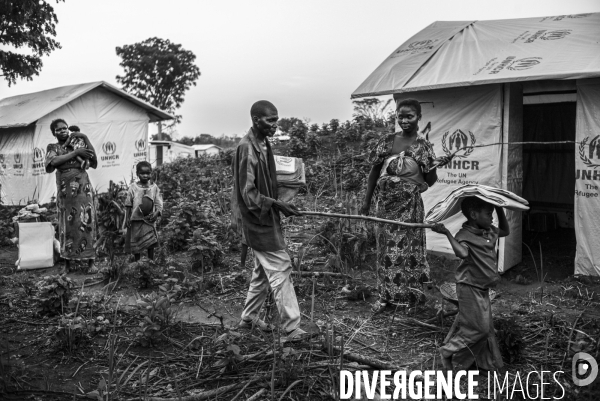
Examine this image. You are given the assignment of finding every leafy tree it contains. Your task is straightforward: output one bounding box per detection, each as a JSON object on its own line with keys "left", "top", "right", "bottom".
{"left": 287, "top": 120, "right": 309, "bottom": 158}
{"left": 352, "top": 98, "right": 393, "bottom": 123}
{"left": 151, "top": 132, "right": 173, "bottom": 141}
{"left": 116, "top": 37, "right": 201, "bottom": 127}
{"left": 305, "top": 131, "right": 321, "bottom": 156}
{"left": 0, "top": 0, "right": 64, "bottom": 86}
{"left": 277, "top": 117, "right": 303, "bottom": 134}
{"left": 177, "top": 136, "right": 196, "bottom": 146}
{"left": 329, "top": 119, "right": 340, "bottom": 133}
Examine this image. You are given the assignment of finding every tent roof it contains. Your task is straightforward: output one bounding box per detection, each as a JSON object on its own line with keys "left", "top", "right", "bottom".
{"left": 352, "top": 13, "right": 600, "bottom": 98}
{"left": 150, "top": 140, "right": 194, "bottom": 149}
{"left": 192, "top": 144, "right": 222, "bottom": 150}
{"left": 0, "top": 81, "right": 174, "bottom": 128}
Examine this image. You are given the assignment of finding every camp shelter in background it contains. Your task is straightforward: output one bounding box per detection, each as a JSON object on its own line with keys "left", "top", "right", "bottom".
{"left": 192, "top": 144, "right": 222, "bottom": 157}
{"left": 0, "top": 82, "right": 173, "bottom": 205}
{"left": 149, "top": 140, "right": 195, "bottom": 166}
{"left": 352, "top": 13, "right": 600, "bottom": 276}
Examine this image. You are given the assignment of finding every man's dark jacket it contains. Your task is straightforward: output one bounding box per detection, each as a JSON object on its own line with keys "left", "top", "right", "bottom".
{"left": 232, "top": 128, "right": 285, "bottom": 252}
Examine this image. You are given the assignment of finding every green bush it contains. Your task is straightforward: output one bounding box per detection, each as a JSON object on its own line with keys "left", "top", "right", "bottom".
{"left": 155, "top": 157, "right": 231, "bottom": 253}
{"left": 36, "top": 274, "right": 75, "bottom": 316}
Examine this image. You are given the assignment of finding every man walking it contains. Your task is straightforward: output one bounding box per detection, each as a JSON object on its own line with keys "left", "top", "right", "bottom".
{"left": 233, "top": 100, "right": 307, "bottom": 340}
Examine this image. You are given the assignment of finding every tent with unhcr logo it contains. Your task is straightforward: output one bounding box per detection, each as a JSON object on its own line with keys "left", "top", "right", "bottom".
{"left": 0, "top": 81, "right": 173, "bottom": 205}
{"left": 352, "top": 13, "right": 600, "bottom": 276}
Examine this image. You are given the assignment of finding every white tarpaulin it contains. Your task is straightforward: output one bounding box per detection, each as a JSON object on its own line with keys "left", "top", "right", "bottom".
{"left": 400, "top": 85, "right": 504, "bottom": 255}
{"left": 18, "top": 222, "right": 54, "bottom": 270}
{"left": 353, "top": 13, "right": 600, "bottom": 98}
{"left": 575, "top": 79, "right": 600, "bottom": 276}
{"left": 0, "top": 82, "right": 172, "bottom": 205}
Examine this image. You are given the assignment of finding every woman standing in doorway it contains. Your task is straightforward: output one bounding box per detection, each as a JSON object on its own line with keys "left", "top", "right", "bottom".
{"left": 45, "top": 119, "right": 99, "bottom": 273}
{"left": 361, "top": 99, "right": 450, "bottom": 313}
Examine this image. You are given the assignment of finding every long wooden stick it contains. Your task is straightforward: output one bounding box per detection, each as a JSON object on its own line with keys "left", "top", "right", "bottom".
{"left": 300, "top": 211, "right": 434, "bottom": 228}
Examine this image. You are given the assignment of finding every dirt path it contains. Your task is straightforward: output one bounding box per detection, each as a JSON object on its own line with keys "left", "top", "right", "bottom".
{"left": 1, "top": 237, "right": 599, "bottom": 399}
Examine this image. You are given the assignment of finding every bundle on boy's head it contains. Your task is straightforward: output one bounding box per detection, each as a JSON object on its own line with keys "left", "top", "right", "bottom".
{"left": 69, "top": 125, "right": 80, "bottom": 132}
{"left": 461, "top": 196, "right": 492, "bottom": 219}
{"left": 136, "top": 161, "right": 152, "bottom": 173}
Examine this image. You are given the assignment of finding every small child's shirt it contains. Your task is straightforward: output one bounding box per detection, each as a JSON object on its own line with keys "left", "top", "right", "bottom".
{"left": 125, "top": 182, "right": 163, "bottom": 221}
{"left": 455, "top": 223, "right": 500, "bottom": 289}
{"left": 70, "top": 137, "right": 87, "bottom": 150}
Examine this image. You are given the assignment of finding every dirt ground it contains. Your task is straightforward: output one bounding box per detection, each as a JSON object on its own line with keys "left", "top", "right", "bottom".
{"left": 1, "top": 218, "right": 599, "bottom": 400}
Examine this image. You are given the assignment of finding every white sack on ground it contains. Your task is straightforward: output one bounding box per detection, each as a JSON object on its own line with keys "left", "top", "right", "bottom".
{"left": 425, "top": 184, "right": 529, "bottom": 224}
{"left": 18, "top": 222, "right": 54, "bottom": 270}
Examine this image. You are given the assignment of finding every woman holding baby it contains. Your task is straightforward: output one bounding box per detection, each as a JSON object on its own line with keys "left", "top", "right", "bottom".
{"left": 45, "top": 119, "right": 99, "bottom": 273}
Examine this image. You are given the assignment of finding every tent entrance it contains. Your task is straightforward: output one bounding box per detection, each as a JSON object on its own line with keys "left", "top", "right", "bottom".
{"left": 521, "top": 102, "right": 576, "bottom": 279}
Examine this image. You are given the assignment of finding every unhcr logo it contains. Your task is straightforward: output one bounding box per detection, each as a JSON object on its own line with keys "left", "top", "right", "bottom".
{"left": 439, "top": 129, "right": 480, "bottom": 171}
{"left": 101, "top": 141, "right": 119, "bottom": 161}
{"left": 541, "top": 30, "right": 571, "bottom": 40}
{"left": 577, "top": 136, "right": 600, "bottom": 174}
{"left": 392, "top": 39, "right": 437, "bottom": 57}
{"left": 33, "top": 147, "right": 45, "bottom": 162}
{"left": 13, "top": 152, "right": 23, "bottom": 169}
{"left": 442, "top": 129, "right": 475, "bottom": 159}
{"left": 135, "top": 139, "right": 146, "bottom": 152}
{"left": 408, "top": 40, "right": 433, "bottom": 49}
{"left": 32, "top": 147, "right": 45, "bottom": 169}
{"left": 507, "top": 57, "right": 542, "bottom": 71}
{"left": 102, "top": 141, "right": 117, "bottom": 155}
{"left": 134, "top": 138, "right": 147, "bottom": 158}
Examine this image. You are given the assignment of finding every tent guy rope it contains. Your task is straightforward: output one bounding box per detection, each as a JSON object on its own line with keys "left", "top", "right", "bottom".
{"left": 430, "top": 140, "right": 582, "bottom": 168}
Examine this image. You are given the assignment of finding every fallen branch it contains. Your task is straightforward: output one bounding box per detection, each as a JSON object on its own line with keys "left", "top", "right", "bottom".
{"left": 324, "top": 345, "right": 406, "bottom": 371}
{"left": 146, "top": 375, "right": 268, "bottom": 401}
{"left": 247, "top": 388, "right": 266, "bottom": 401}
{"left": 278, "top": 379, "right": 303, "bottom": 401}
{"left": 405, "top": 318, "right": 443, "bottom": 331}
{"left": 291, "top": 271, "right": 350, "bottom": 278}
{"left": 300, "top": 211, "right": 434, "bottom": 228}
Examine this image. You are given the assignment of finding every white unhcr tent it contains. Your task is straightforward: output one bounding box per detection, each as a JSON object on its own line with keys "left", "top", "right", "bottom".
{"left": 0, "top": 81, "right": 173, "bottom": 205}
{"left": 352, "top": 13, "right": 600, "bottom": 276}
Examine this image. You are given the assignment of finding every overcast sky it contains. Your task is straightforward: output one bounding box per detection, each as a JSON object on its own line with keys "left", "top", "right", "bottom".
{"left": 1, "top": 0, "right": 598, "bottom": 138}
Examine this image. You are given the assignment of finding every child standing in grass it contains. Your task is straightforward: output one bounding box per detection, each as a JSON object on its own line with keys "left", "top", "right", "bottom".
{"left": 432, "top": 196, "right": 508, "bottom": 372}
{"left": 125, "top": 161, "right": 163, "bottom": 261}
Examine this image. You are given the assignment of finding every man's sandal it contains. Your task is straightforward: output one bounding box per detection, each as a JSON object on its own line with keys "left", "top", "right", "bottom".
{"left": 371, "top": 299, "right": 388, "bottom": 314}
{"left": 238, "top": 318, "right": 275, "bottom": 332}
{"left": 284, "top": 328, "right": 318, "bottom": 342}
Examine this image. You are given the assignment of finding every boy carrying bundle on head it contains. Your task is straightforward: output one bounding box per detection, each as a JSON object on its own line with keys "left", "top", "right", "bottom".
{"left": 432, "top": 197, "right": 508, "bottom": 373}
